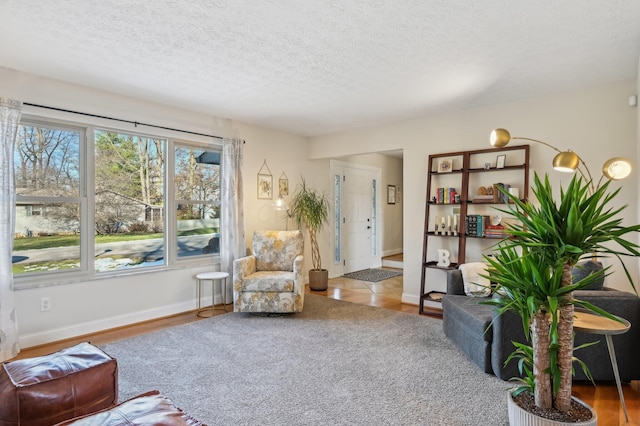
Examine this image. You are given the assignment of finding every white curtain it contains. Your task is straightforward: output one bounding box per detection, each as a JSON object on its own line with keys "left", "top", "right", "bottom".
{"left": 0, "top": 98, "right": 21, "bottom": 361}
{"left": 220, "top": 138, "right": 245, "bottom": 304}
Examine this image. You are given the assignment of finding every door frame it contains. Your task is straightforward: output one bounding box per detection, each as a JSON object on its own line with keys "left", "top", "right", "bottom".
{"left": 329, "top": 159, "right": 383, "bottom": 278}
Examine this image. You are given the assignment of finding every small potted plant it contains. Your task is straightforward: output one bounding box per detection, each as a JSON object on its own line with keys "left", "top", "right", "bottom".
{"left": 289, "top": 178, "right": 330, "bottom": 290}
{"left": 485, "top": 173, "right": 640, "bottom": 425}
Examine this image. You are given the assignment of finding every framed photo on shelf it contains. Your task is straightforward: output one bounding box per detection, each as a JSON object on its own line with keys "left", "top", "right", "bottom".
{"left": 437, "top": 158, "right": 453, "bottom": 173}
{"left": 387, "top": 185, "right": 396, "bottom": 204}
{"left": 496, "top": 154, "right": 506, "bottom": 169}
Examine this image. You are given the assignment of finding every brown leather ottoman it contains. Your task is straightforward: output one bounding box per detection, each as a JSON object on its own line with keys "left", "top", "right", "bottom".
{"left": 0, "top": 342, "right": 118, "bottom": 426}
{"left": 54, "top": 391, "right": 204, "bottom": 425}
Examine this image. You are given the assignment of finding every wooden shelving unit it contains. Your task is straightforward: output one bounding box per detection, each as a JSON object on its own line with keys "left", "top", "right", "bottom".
{"left": 419, "top": 145, "right": 530, "bottom": 317}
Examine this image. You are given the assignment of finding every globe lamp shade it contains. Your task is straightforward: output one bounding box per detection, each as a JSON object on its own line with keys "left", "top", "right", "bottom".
{"left": 490, "top": 128, "right": 511, "bottom": 148}
{"left": 602, "top": 157, "right": 632, "bottom": 180}
{"left": 552, "top": 151, "right": 580, "bottom": 173}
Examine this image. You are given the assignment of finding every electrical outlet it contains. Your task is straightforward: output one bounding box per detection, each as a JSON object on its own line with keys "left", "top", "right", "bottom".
{"left": 40, "top": 297, "right": 52, "bottom": 312}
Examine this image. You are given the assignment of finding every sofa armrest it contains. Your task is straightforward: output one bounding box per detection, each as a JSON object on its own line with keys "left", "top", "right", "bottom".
{"left": 574, "top": 288, "right": 640, "bottom": 316}
{"left": 232, "top": 255, "right": 256, "bottom": 291}
{"left": 446, "top": 269, "right": 465, "bottom": 295}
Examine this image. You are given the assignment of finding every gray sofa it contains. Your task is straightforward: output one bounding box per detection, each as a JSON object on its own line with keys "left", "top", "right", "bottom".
{"left": 442, "top": 268, "right": 640, "bottom": 381}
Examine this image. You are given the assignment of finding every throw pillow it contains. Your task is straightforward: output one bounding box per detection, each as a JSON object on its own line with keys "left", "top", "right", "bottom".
{"left": 459, "top": 262, "right": 491, "bottom": 297}
{"left": 572, "top": 260, "right": 605, "bottom": 291}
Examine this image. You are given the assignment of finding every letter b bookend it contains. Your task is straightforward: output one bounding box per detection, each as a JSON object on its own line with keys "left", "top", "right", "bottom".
{"left": 436, "top": 249, "right": 451, "bottom": 267}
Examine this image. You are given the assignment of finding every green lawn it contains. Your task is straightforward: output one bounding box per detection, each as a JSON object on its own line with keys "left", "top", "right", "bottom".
{"left": 13, "top": 228, "right": 217, "bottom": 251}
{"left": 12, "top": 228, "right": 218, "bottom": 274}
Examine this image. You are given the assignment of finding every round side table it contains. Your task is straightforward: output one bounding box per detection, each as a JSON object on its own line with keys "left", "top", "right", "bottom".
{"left": 195, "top": 271, "right": 230, "bottom": 318}
{"left": 573, "top": 310, "right": 631, "bottom": 422}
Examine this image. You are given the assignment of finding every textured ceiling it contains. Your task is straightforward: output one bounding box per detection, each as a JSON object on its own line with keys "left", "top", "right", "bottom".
{"left": 1, "top": 1, "right": 639, "bottom": 136}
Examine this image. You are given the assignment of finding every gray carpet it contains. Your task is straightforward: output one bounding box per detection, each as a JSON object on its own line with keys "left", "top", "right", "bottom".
{"left": 101, "top": 294, "right": 508, "bottom": 425}
{"left": 342, "top": 268, "right": 403, "bottom": 282}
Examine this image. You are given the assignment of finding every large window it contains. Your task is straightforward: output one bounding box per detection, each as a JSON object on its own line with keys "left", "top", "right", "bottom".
{"left": 13, "top": 119, "right": 222, "bottom": 284}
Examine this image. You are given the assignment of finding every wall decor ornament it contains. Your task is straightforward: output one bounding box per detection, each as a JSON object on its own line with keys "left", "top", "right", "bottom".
{"left": 387, "top": 185, "right": 396, "bottom": 204}
{"left": 279, "top": 171, "right": 289, "bottom": 196}
{"left": 257, "top": 159, "right": 273, "bottom": 199}
{"left": 437, "top": 158, "right": 453, "bottom": 173}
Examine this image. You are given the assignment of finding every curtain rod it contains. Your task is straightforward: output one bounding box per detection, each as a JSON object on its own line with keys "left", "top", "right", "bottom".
{"left": 23, "top": 102, "right": 224, "bottom": 140}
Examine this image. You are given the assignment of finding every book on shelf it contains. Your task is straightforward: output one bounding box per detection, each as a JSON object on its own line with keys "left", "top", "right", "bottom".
{"left": 435, "top": 187, "right": 457, "bottom": 204}
{"left": 492, "top": 183, "right": 511, "bottom": 204}
{"left": 465, "top": 214, "right": 490, "bottom": 236}
{"left": 484, "top": 224, "right": 508, "bottom": 239}
{"left": 472, "top": 194, "right": 494, "bottom": 203}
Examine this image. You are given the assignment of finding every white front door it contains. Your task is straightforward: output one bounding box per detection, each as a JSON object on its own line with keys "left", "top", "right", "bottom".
{"left": 343, "top": 166, "right": 377, "bottom": 273}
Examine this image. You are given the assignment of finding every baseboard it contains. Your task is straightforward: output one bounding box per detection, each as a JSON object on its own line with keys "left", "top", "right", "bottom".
{"left": 382, "top": 259, "right": 403, "bottom": 268}
{"left": 382, "top": 248, "right": 402, "bottom": 257}
{"left": 19, "top": 300, "right": 196, "bottom": 349}
{"left": 402, "top": 293, "right": 420, "bottom": 305}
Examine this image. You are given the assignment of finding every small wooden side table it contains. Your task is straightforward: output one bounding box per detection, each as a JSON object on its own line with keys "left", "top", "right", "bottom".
{"left": 573, "top": 311, "right": 631, "bottom": 422}
{"left": 195, "top": 271, "right": 229, "bottom": 318}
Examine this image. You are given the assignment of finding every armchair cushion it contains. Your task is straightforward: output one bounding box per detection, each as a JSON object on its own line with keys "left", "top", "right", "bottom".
{"left": 240, "top": 270, "right": 296, "bottom": 292}
{"left": 253, "top": 230, "right": 303, "bottom": 271}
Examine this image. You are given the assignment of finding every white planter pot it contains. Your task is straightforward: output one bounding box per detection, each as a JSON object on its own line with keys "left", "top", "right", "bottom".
{"left": 507, "top": 392, "right": 597, "bottom": 426}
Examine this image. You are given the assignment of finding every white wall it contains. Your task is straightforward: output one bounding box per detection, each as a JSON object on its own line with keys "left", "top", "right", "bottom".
{"left": 310, "top": 80, "right": 640, "bottom": 304}
{"left": 0, "top": 66, "right": 317, "bottom": 347}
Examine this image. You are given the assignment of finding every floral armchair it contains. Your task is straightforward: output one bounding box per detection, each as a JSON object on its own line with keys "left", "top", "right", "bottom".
{"left": 233, "top": 230, "right": 304, "bottom": 313}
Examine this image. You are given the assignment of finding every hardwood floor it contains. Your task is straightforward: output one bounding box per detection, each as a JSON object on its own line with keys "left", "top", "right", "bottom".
{"left": 14, "top": 271, "right": 639, "bottom": 425}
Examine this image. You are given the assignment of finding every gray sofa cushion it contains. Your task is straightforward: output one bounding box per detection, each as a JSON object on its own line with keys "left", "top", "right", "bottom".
{"left": 443, "top": 295, "right": 493, "bottom": 343}
{"left": 572, "top": 260, "right": 605, "bottom": 291}
{"left": 442, "top": 295, "right": 494, "bottom": 374}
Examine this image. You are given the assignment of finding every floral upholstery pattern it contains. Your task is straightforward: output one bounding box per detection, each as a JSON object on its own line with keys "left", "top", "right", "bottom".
{"left": 233, "top": 230, "right": 304, "bottom": 313}
{"left": 252, "top": 230, "right": 303, "bottom": 271}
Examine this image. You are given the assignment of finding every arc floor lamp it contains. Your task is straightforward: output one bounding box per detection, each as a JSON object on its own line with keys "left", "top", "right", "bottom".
{"left": 490, "top": 128, "right": 632, "bottom": 192}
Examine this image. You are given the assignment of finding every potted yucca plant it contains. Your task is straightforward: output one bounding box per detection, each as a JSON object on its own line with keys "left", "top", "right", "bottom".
{"left": 289, "top": 178, "right": 330, "bottom": 291}
{"left": 484, "top": 173, "right": 640, "bottom": 425}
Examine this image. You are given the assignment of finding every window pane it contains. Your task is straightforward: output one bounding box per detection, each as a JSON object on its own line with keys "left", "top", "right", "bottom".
{"left": 15, "top": 125, "right": 81, "bottom": 197}
{"left": 94, "top": 130, "right": 165, "bottom": 271}
{"left": 177, "top": 203, "right": 220, "bottom": 257}
{"left": 13, "top": 202, "right": 80, "bottom": 274}
{"left": 175, "top": 146, "right": 220, "bottom": 257}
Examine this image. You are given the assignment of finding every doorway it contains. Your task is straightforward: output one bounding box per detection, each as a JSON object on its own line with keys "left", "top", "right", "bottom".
{"left": 331, "top": 160, "right": 382, "bottom": 276}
